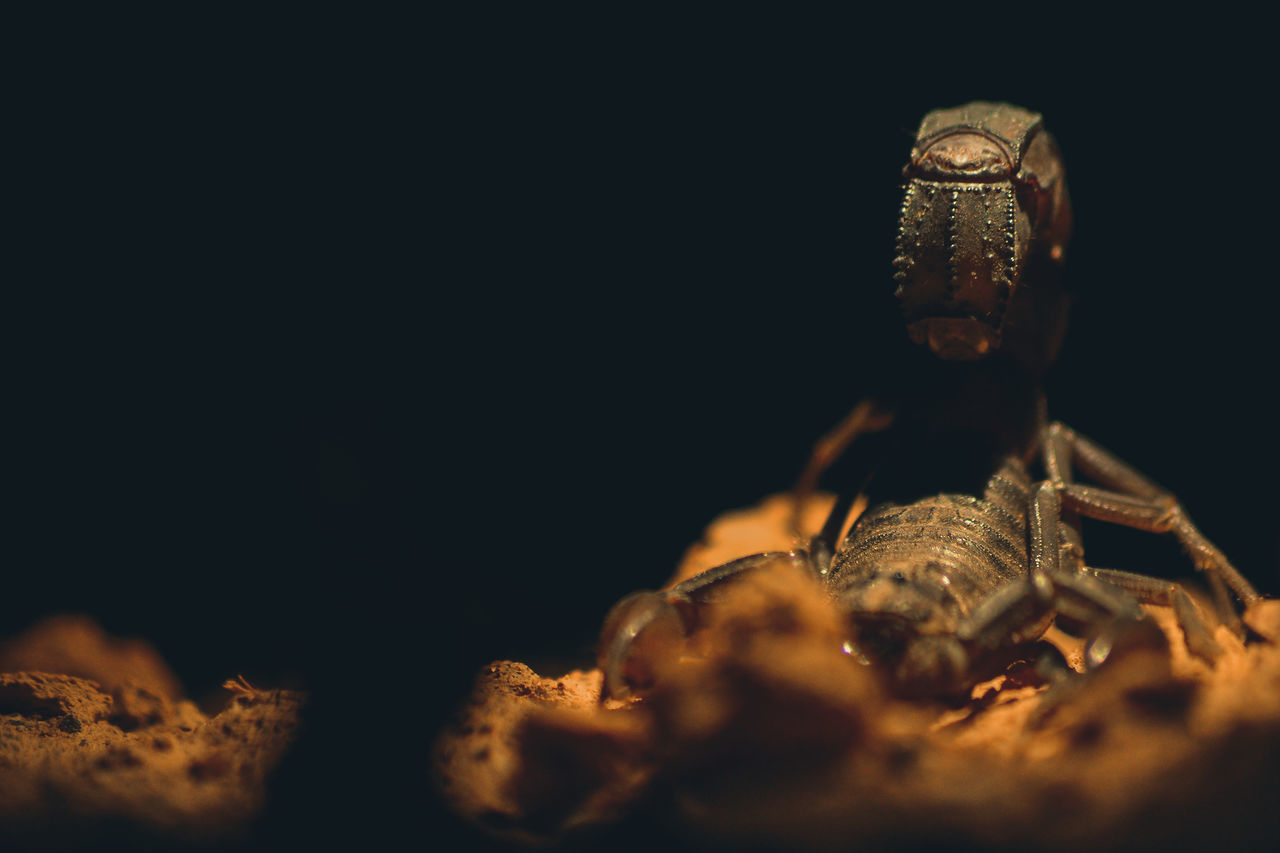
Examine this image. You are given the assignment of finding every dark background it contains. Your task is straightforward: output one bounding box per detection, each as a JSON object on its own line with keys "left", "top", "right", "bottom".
{"left": 9, "top": 14, "right": 1276, "bottom": 849}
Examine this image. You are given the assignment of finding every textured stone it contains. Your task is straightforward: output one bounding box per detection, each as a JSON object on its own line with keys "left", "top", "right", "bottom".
{"left": 0, "top": 618, "right": 302, "bottom": 847}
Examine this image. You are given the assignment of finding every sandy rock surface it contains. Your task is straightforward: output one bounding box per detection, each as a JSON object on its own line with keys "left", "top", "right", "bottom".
{"left": 0, "top": 617, "right": 302, "bottom": 848}
{"left": 0, "top": 615, "right": 185, "bottom": 701}
{"left": 435, "top": 493, "right": 1280, "bottom": 850}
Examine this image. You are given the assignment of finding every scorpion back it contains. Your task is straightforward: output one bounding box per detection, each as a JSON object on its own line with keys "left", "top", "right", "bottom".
{"left": 829, "top": 459, "right": 1051, "bottom": 697}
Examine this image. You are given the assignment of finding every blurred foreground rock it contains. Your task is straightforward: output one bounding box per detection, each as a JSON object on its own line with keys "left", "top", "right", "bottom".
{"left": 0, "top": 615, "right": 184, "bottom": 701}
{"left": 435, "top": 494, "right": 1280, "bottom": 850}
{"left": 0, "top": 617, "right": 302, "bottom": 848}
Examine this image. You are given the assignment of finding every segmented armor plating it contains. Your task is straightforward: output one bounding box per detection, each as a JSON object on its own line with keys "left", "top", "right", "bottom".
{"left": 828, "top": 460, "right": 1034, "bottom": 637}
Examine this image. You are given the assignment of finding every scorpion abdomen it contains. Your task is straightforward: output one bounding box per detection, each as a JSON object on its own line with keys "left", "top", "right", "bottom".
{"left": 828, "top": 459, "right": 1032, "bottom": 632}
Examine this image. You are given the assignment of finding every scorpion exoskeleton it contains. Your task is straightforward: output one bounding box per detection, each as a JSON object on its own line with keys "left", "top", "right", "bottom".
{"left": 598, "top": 102, "right": 1263, "bottom": 702}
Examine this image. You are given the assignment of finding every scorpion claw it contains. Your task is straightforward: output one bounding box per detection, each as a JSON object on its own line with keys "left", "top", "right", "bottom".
{"left": 1084, "top": 617, "right": 1170, "bottom": 671}
{"left": 598, "top": 590, "right": 691, "bottom": 701}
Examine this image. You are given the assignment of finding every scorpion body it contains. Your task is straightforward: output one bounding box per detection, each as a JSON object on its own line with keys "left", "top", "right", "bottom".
{"left": 826, "top": 456, "right": 1078, "bottom": 698}
{"left": 829, "top": 461, "right": 1039, "bottom": 687}
{"left": 597, "top": 101, "right": 1261, "bottom": 704}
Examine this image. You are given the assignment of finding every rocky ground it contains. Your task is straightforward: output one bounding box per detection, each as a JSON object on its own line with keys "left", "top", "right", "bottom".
{"left": 435, "top": 494, "right": 1280, "bottom": 850}
{"left": 0, "top": 615, "right": 303, "bottom": 849}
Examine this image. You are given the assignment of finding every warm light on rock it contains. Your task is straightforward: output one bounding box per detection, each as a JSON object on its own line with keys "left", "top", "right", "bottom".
{"left": 0, "top": 617, "right": 302, "bottom": 847}
{"left": 435, "top": 493, "right": 1280, "bottom": 849}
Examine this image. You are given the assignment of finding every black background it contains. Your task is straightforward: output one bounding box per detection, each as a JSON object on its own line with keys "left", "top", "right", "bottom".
{"left": 9, "top": 12, "right": 1277, "bottom": 850}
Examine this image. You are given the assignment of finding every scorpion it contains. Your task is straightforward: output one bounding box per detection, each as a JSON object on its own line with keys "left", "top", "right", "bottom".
{"left": 598, "top": 102, "right": 1262, "bottom": 702}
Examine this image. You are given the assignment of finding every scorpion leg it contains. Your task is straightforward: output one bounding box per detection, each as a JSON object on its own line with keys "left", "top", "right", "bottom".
{"left": 1030, "top": 484, "right": 1174, "bottom": 670}
{"left": 1043, "top": 422, "right": 1259, "bottom": 635}
{"left": 788, "top": 398, "right": 894, "bottom": 538}
{"left": 598, "top": 550, "right": 813, "bottom": 701}
{"left": 806, "top": 426, "right": 901, "bottom": 574}
{"left": 1084, "top": 567, "right": 1222, "bottom": 662}
{"left": 959, "top": 483, "right": 1148, "bottom": 665}
{"left": 963, "top": 483, "right": 1171, "bottom": 727}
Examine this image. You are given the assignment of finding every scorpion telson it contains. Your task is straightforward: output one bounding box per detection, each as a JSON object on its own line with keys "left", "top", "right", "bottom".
{"left": 597, "top": 101, "right": 1262, "bottom": 704}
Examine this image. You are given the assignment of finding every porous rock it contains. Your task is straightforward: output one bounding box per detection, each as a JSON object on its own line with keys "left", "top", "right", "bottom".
{"left": 0, "top": 617, "right": 302, "bottom": 847}
{"left": 0, "top": 614, "right": 184, "bottom": 700}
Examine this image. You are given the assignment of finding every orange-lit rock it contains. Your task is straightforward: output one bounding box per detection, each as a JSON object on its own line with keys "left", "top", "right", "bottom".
{"left": 0, "top": 614, "right": 183, "bottom": 700}
{"left": 0, "top": 617, "right": 301, "bottom": 847}
{"left": 434, "top": 494, "right": 1280, "bottom": 850}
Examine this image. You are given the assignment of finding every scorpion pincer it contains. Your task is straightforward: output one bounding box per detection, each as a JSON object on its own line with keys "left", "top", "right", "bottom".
{"left": 598, "top": 102, "right": 1262, "bottom": 703}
